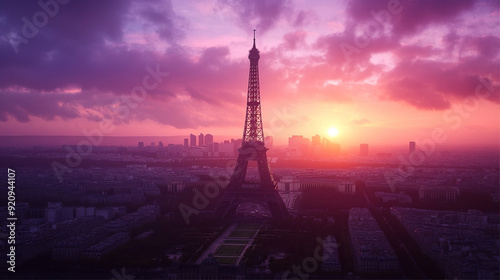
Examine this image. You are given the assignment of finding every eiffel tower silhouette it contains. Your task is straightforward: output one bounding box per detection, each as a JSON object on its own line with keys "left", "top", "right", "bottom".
{"left": 214, "top": 31, "right": 288, "bottom": 220}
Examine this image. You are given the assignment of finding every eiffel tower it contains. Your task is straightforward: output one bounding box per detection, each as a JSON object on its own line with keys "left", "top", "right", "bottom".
{"left": 214, "top": 31, "right": 288, "bottom": 220}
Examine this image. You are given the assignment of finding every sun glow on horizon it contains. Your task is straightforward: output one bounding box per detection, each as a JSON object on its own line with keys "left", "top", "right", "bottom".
{"left": 328, "top": 127, "right": 339, "bottom": 137}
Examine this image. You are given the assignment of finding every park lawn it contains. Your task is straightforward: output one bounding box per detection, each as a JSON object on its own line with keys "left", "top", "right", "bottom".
{"left": 228, "top": 230, "right": 256, "bottom": 238}
{"left": 214, "top": 244, "right": 246, "bottom": 257}
{"left": 236, "top": 223, "right": 260, "bottom": 231}
{"left": 223, "top": 239, "right": 248, "bottom": 245}
{"left": 213, "top": 256, "right": 239, "bottom": 265}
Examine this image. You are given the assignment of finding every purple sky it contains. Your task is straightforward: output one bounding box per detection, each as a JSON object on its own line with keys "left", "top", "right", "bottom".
{"left": 0, "top": 0, "right": 499, "bottom": 147}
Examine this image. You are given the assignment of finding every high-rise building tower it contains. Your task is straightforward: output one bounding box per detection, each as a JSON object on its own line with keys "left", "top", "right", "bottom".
{"left": 205, "top": 134, "right": 214, "bottom": 145}
{"left": 311, "top": 134, "right": 322, "bottom": 157}
{"left": 312, "top": 134, "right": 321, "bottom": 146}
{"left": 214, "top": 31, "right": 288, "bottom": 221}
{"left": 199, "top": 133, "right": 204, "bottom": 146}
{"left": 190, "top": 134, "right": 196, "bottom": 147}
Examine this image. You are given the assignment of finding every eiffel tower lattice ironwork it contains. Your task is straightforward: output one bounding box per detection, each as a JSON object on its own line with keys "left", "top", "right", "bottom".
{"left": 214, "top": 30, "right": 288, "bottom": 220}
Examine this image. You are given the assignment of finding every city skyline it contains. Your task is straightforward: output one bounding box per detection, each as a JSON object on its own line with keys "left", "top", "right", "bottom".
{"left": 0, "top": 1, "right": 499, "bottom": 148}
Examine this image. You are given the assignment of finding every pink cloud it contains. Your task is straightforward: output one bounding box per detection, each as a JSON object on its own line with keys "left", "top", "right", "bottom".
{"left": 346, "top": 0, "right": 477, "bottom": 37}
{"left": 379, "top": 58, "right": 499, "bottom": 109}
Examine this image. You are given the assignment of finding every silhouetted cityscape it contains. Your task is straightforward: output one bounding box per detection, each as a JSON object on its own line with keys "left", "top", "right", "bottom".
{"left": 0, "top": 136, "right": 499, "bottom": 279}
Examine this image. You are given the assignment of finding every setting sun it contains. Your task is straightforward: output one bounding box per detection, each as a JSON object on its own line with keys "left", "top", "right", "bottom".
{"left": 328, "top": 127, "right": 339, "bottom": 137}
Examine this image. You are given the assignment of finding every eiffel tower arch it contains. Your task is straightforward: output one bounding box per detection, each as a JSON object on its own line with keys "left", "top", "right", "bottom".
{"left": 214, "top": 31, "right": 288, "bottom": 221}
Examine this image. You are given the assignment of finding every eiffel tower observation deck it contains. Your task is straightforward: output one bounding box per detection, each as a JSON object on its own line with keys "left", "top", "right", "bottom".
{"left": 214, "top": 31, "right": 288, "bottom": 221}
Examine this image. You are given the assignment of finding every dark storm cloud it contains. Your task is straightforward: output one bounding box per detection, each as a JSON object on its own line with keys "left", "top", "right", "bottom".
{"left": 0, "top": 0, "right": 246, "bottom": 128}
{"left": 0, "top": 0, "right": 142, "bottom": 92}
{"left": 346, "top": 0, "right": 476, "bottom": 37}
{"left": 216, "top": 0, "right": 312, "bottom": 34}
{"left": 217, "top": 0, "right": 290, "bottom": 33}
{"left": 136, "top": 0, "right": 187, "bottom": 42}
{"left": 379, "top": 59, "right": 499, "bottom": 110}
{"left": 313, "top": 0, "right": 499, "bottom": 110}
{"left": 0, "top": 91, "right": 80, "bottom": 122}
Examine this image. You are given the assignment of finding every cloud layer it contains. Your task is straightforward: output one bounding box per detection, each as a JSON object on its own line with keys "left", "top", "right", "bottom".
{"left": 0, "top": 0, "right": 498, "bottom": 135}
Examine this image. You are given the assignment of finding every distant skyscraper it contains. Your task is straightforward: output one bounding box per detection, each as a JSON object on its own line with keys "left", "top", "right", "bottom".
{"left": 190, "top": 134, "right": 196, "bottom": 147}
{"left": 158, "top": 141, "right": 163, "bottom": 147}
{"left": 409, "top": 141, "right": 416, "bottom": 153}
{"left": 360, "top": 143, "right": 369, "bottom": 156}
{"left": 232, "top": 138, "right": 243, "bottom": 156}
{"left": 198, "top": 133, "right": 204, "bottom": 146}
{"left": 138, "top": 141, "right": 144, "bottom": 148}
{"left": 205, "top": 134, "right": 214, "bottom": 145}
{"left": 323, "top": 138, "right": 340, "bottom": 156}
{"left": 311, "top": 134, "right": 322, "bottom": 157}
{"left": 183, "top": 138, "right": 188, "bottom": 148}
{"left": 218, "top": 141, "right": 234, "bottom": 157}
{"left": 312, "top": 134, "right": 321, "bottom": 146}
{"left": 207, "top": 142, "right": 214, "bottom": 153}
